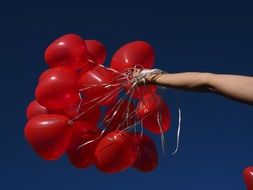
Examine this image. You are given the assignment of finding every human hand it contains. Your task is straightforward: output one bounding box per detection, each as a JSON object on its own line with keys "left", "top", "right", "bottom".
{"left": 132, "top": 68, "right": 165, "bottom": 85}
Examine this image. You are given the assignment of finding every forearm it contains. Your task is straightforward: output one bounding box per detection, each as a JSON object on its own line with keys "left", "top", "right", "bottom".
{"left": 149, "top": 72, "right": 211, "bottom": 92}
{"left": 148, "top": 72, "right": 253, "bottom": 105}
{"left": 208, "top": 73, "right": 253, "bottom": 105}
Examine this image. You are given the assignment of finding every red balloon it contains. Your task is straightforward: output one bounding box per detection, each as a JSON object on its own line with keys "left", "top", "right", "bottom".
{"left": 67, "top": 121, "right": 100, "bottom": 168}
{"left": 85, "top": 40, "right": 107, "bottom": 65}
{"left": 24, "top": 114, "right": 72, "bottom": 160}
{"left": 95, "top": 131, "right": 138, "bottom": 173}
{"left": 131, "top": 133, "right": 158, "bottom": 172}
{"left": 142, "top": 99, "right": 171, "bottom": 134}
{"left": 110, "top": 41, "right": 155, "bottom": 73}
{"left": 44, "top": 34, "right": 89, "bottom": 69}
{"left": 136, "top": 93, "right": 161, "bottom": 120}
{"left": 79, "top": 65, "right": 120, "bottom": 106}
{"left": 104, "top": 100, "right": 135, "bottom": 131}
{"left": 26, "top": 100, "right": 47, "bottom": 120}
{"left": 243, "top": 166, "right": 253, "bottom": 189}
{"left": 36, "top": 67, "right": 80, "bottom": 110}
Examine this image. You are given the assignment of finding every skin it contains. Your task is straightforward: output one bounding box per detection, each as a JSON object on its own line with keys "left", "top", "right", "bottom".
{"left": 144, "top": 72, "right": 253, "bottom": 105}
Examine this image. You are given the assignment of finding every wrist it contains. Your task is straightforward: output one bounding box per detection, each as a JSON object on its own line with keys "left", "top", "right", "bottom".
{"left": 146, "top": 73, "right": 165, "bottom": 84}
{"left": 142, "top": 69, "right": 166, "bottom": 84}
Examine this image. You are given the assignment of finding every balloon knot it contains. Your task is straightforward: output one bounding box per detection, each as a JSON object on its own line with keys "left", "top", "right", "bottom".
{"left": 68, "top": 120, "right": 74, "bottom": 126}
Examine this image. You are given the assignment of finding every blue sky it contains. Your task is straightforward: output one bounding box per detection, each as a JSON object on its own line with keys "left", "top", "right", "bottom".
{"left": 0, "top": 0, "right": 253, "bottom": 189}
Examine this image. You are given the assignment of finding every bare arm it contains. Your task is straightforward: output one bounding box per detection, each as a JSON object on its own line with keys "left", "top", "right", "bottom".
{"left": 145, "top": 72, "right": 253, "bottom": 105}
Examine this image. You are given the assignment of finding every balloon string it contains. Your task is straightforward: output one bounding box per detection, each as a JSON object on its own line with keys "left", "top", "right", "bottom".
{"left": 116, "top": 81, "right": 137, "bottom": 130}
{"left": 79, "top": 82, "right": 124, "bottom": 91}
{"left": 77, "top": 86, "right": 136, "bottom": 149}
{"left": 156, "top": 100, "right": 168, "bottom": 155}
{"left": 76, "top": 90, "right": 124, "bottom": 121}
{"left": 75, "top": 66, "right": 183, "bottom": 156}
{"left": 113, "top": 80, "right": 163, "bottom": 132}
{"left": 77, "top": 95, "right": 129, "bottom": 150}
{"left": 104, "top": 97, "right": 126, "bottom": 128}
{"left": 77, "top": 92, "right": 134, "bottom": 150}
{"left": 72, "top": 82, "right": 126, "bottom": 121}
{"left": 171, "top": 107, "right": 182, "bottom": 155}
{"left": 77, "top": 92, "right": 83, "bottom": 112}
{"left": 106, "top": 82, "right": 154, "bottom": 136}
{"left": 113, "top": 82, "right": 165, "bottom": 132}
{"left": 104, "top": 81, "right": 135, "bottom": 118}
{"left": 78, "top": 73, "right": 129, "bottom": 91}
{"left": 104, "top": 81, "right": 137, "bottom": 130}
{"left": 77, "top": 129, "right": 107, "bottom": 150}
{"left": 77, "top": 77, "right": 139, "bottom": 150}
{"left": 103, "top": 80, "right": 136, "bottom": 124}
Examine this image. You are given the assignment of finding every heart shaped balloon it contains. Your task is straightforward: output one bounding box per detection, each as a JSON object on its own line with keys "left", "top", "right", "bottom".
{"left": 24, "top": 114, "right": 72, "bottom": 160}
{"left": 243, "top": 166, "right": 253, "bottom": 189}
{"left": 142, "top": 99, "right": 171, "bottom": 134}
{"left": 67, "top": 121, "right": 100, "bottom": 168}
{"left": 95, "top": 131, "right": 138, "bottom": 173}
{"left": 85, "top": 39, "right": 107, "bottom": 65}
{"left": 44, "top": 34, "right": 89, "bottom": 69}
{"left": 79, "top": 65, "right": 120, "bottom": 106}
{"left": 26, "top": 100, "right": 48, "bottom": 120}
{"left": 136, "top": 93, "right": 161, "bottom": 120}
{"left": 36, "top": 67, "right": 80, "bottom": 111}
{"left": 110, "top": 41, "right": 155, "bottom": 73}
{"left": 131, "top": 133, "right": 158, "bottom": 172}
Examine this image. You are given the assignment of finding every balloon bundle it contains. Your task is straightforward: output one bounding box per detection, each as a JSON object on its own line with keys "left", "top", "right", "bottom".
{"left": 24, "top": 34, "right": 172, "bottom": 173}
